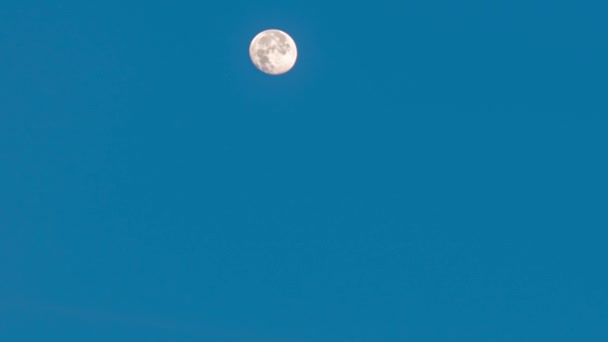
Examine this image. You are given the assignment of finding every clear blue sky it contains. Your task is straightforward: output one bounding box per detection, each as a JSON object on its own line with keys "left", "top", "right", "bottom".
{"left": 1, "top": 0, "right": 607, "bottom": 341}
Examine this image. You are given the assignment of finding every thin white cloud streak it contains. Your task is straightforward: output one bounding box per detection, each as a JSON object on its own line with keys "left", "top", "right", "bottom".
{"left": 2, "top": 296, "right": 294, "bottom": 342}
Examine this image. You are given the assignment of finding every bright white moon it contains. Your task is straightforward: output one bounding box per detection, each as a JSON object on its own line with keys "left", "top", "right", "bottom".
{"left": 249, "top": 29, "right": 297, "bottom": 75}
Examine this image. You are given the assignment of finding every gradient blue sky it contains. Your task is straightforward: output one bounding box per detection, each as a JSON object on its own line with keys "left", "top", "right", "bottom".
{"left": 1, "top": 1, "right": 607, "bottom": 341}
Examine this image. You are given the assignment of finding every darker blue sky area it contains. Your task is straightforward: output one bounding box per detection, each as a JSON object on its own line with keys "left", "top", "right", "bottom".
{"left": 1, "top": 0, "right": 607, "bottom": 341}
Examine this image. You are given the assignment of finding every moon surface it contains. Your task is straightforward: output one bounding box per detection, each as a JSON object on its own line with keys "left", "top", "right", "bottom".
{"left": 249, "top": 29, "right": 297, "bottom": 75}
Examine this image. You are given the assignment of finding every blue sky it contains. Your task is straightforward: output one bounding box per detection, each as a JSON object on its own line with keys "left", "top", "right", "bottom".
{"left": 1, "top": 0, "right": 607, "bottom": 341}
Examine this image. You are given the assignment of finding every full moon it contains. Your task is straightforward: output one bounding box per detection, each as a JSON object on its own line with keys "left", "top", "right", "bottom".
{"left": 249, "top": 29, "right": 297, "bottom": 75}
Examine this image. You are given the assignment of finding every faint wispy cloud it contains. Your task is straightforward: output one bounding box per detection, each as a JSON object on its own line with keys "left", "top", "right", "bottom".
{"left": 3, "top": 296, "right": 292, "bottom": 342}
